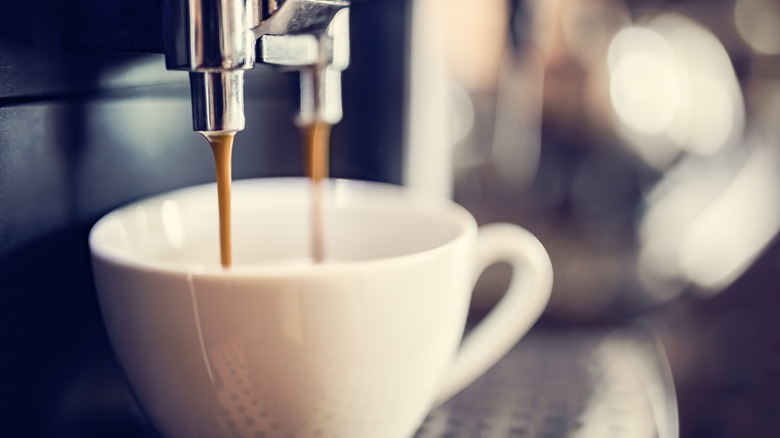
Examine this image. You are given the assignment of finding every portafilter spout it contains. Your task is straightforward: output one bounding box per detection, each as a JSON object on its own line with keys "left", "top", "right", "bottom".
{"left": 163, "top": 0, "right": 350, "bottom": 135}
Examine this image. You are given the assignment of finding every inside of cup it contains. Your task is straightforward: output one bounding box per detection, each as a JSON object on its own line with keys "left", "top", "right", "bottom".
{"left": 90, "top": 178, "right": 472, "bottom": 270}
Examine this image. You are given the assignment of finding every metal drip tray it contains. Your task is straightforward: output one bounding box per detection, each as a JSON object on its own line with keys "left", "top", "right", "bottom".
{"left": 416, "top": 328, "right": 678, "bottom": 438}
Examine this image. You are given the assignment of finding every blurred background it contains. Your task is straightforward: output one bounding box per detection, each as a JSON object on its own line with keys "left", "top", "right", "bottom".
{"left": 450, "top": 0, "right": 780, "bottom": 436}
{"left": 2, "top": 0, "right": 780, "bottom": 436}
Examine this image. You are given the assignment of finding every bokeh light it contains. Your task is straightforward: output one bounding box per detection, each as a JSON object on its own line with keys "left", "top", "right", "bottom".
{"left": 735, "top": 0, "right": 780, "bottom": 55}
{"left": 607, "top": 13, "right": 744, "bottom": 169}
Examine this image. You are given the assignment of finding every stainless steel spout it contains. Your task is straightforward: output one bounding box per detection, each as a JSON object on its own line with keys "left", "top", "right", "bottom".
{"left": 164, "top": 0, "right": 350, "bottom": 134}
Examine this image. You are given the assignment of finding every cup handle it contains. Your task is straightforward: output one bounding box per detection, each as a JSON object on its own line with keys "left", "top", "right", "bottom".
{"left": 434, "top": 223, "right": 553, "bottom": 405}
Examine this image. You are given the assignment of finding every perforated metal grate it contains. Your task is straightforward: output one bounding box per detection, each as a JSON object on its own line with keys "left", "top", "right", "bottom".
{"left": 415, "top": 328, "right": 677, "bottom": 438}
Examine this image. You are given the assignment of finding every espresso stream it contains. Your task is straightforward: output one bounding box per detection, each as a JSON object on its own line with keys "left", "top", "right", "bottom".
{"left": 207, "top": 122, "right": 331, "bottom": 268}
{"left": 207, "top": 133, "right": 235, "bottom": 268}
{"left": 303, "top": 121, "right": 331, "bottom": 263}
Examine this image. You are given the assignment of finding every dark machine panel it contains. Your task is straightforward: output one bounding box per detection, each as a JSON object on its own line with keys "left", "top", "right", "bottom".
{"left": 0, "top": 1, "right": 409, "bottom": 435}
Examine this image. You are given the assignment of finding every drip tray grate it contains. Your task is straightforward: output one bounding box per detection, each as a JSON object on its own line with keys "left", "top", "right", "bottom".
{"left": 415, "top": 328, "right": 677, "bottom": 438}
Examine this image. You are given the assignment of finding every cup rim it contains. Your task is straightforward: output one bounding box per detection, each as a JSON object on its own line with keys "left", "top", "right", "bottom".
{"left": 89, "top": 177, "right": 478, "bottom": 278}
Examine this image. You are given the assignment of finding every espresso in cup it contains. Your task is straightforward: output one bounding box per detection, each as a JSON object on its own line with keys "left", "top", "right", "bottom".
{"left": 90, "top": 178, "right": 552, "bottom": 438}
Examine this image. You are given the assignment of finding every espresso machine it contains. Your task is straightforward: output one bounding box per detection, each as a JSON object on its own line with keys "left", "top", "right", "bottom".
{"left": 0, "top": 0, "right": 413, "bottom": 435}
{"left": 11, "top": 1, "right": 769, "bottom": 436}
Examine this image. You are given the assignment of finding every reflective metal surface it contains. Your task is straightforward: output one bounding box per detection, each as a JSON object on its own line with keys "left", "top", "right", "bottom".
{"left": 164, "top": 0, "right": 350, "bottom": 133}
{"left": 416, "top": 327, "right": 678, "bottom": 438}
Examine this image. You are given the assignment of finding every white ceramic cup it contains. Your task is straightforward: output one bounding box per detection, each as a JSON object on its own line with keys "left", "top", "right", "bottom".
{"left": 90, "top": 178, "right": 552, "bottom": 438}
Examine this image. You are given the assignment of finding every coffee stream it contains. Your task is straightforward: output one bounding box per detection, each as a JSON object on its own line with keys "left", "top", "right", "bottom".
{"left": 206, "top": 133, "right": 235, "bottom": 268}
{"left": 206, "top": 122, "right": 331, "bottom": 268}
{"left": 303, "top": 120, "right": 331, "bottom": 263}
